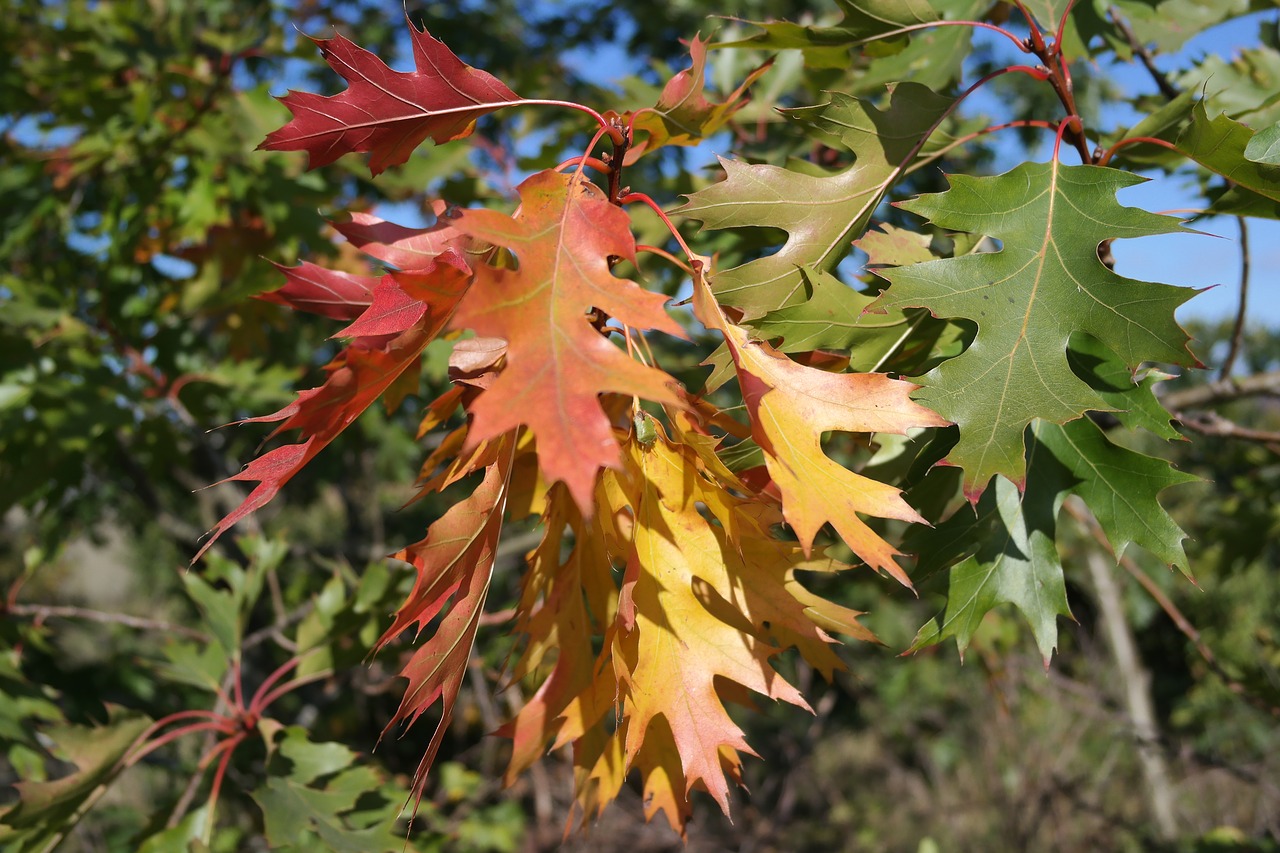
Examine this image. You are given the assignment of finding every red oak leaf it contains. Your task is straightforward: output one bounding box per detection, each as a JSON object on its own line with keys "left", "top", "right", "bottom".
{"left": 258, "top": 261, "right": 377, "bottom": 321}
{"left": 334, "top": 203, "right": 477, "bottom": 272}
{"left": 195, "top": 254, "right": 470, "bottom": 561}
{"left": 376, "top": 435, "right": 512, "bottom": 807}
{"left": 260, "top": 20, "right": 519, "bottom": 175}
{"left": 448, "top": 169, "right": 684, "bottom": 511}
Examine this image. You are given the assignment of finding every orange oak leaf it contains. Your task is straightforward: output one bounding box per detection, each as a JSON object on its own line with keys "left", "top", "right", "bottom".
{"left": 448, "top": 169, "right": 684, "bottom": 511}
{"left": 377, "top": 434, "right": 513, "bottom": 803}
{"left": 499, "top": 494, "right": 614, "bottom": 786}
{"left": 626, "top": 35, "right": 772, "bottom": 164}
{"left": 694, "top": 262, "right": 948, "bottom": 585}
{"left": 195, "top": 254, "right": 469, "bottom": 561}
{"left": 261, "top": 20, "right": 519, "bottom": 175}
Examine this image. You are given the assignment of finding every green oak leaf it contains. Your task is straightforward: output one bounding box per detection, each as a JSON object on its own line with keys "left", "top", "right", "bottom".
{"left": 0, "top": 708, "right": 151, "bottom": 851}
{"left": 1245, "top": 122, "right": 1280, "bottom": 165}
{"left": 754, "top": 267, "right": 943, "bottom": 372}
{"left": 1031, "top": 418, "right": 1198, "bottom": 573}
{"left": 1020, "top": 0, "right": 1072, "bottom": 31}
{"left": 876, "top": 161, "right": 1197, "bottom": 496}
{"left": 910, "top": 473, "right": 1071, "bottom": 663}
{"left": 723, "top": 0, "right": 969, "bottom": 67}
{"left": 1128, "top": 0, "right": 1273, "bottom": 54}
{"left": 252, "top": 727, "right": 399, "bottom": 853}
{"left": 857, "top": 222, "right": 936, "bottom": 267}
{"left": 679, "top": 82, "right": 952, "bottom": 318}
{"left": 1174, "top": 102, "right": 1280, "bottom": 204}
{"left": 1066, "top": 334, "right": 1183, "bottom": 440}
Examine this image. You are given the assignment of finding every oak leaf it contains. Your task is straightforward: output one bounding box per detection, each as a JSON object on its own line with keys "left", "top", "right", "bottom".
{"left": 678, "top": 83, "right": 952, "bottom": 317}
{"left": 609, "top": 430, "right": 810, "bottom": 815}
{"left": 196, "top": 254, "right": 469, "bottom": 561}
{"left": 695, "top": 265, "right": 948, "bottom": 584}
{"left": 875, "top": 161, "right": 1198, "bottom": 497}
{"left": 258, "top": 261, "right": 377, "bottom": 321}
{"left": 377, "top": 436, "right": 513, "bottom": 802}
{"left": 261, "top": 21, "right": 518, "bottom": 174}
{"left": 449, "top": 169, "right": 684, "bottom": 511}
{"left": 333, "top": 203, "right": 479, "bottom": 272}
{"left": 626, "top": 35, "right": 771, "bottom": 164}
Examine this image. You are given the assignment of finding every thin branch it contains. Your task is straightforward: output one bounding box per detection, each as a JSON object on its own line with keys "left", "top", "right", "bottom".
{"left": 1067, "top": 500, "right": 1280, "bottom": 718}
{"left": 5, "top": 603, "right": 208, "bottom": 641}
{"left": 864, "top": 19, "right": 1031, "bottom": 53}
{"left": 1108, "top": 7, "right": 1180, "bottom": 100}
{"left": 1219, "top": 216, "right": 1250, "bottom": 380}
{"left": 1161, "top": 369, "right": 1280, "bottom": 410}
{"left": 1176, "top": 411, "right": 1280, "bottom": 446}
{"left": 242, "top": 600, "right": 313, "bottom": 651}
{"left": 1096, "top": 135, "right": 1179, "bottom": 166}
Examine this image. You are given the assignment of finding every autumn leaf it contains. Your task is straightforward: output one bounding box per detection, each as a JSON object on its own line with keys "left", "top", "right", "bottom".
{"left": 626, "top": 35, "right": 771, "bottom": 164}
{"left": 196, "top": 254, "right": 470, "bottom": 561}
{"left": 448, "top": 169, "right": 684, "bottom": 511}
{"left": 333, "top": 203, "right": 480, "bottom": 272}
{"left": 876, "top": 161, "right": 1198, "bottom": 497}
{"left": 376, "top": 435, "right": 513, "bottom": 804}
{"left": 609, "top": 429, "right": 809, "bottom": 816}
{"left": 695, "top": 263, "right": 948, "bottom": 584}
{"left": 258, "top": 261, "right": 377, "bottom": 321}
{"left": 261, "top": 20, "right": 519, "bottom": 174}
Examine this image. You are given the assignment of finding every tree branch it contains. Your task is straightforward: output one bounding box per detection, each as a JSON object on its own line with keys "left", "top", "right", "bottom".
{"left": 1219, "top": 216, "right": 1251, "bottom": 380}
{"left": 4, "top": 603, "right": 209, "bottom": 641}
{"left": 1067, "top": 500, "right": 1280, "bottom": 718}
{"left": 1176, "top": 411, "right": 1280, "bottom": 447}
{"left": 1160, "top": 369, "right": 1280, "bottom": 411}
{"left": 1108, "top": 7, "right": 1181, "bottom": 100}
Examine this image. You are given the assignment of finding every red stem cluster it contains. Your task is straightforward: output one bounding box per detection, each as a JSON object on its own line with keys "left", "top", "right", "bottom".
{"left": 125, "top": 654, "right": 324, "bottom": 840}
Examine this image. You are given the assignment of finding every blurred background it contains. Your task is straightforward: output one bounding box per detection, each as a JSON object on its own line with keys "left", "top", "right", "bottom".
{"left": 2, "top": 0, "right": 1278, "bottom": 850}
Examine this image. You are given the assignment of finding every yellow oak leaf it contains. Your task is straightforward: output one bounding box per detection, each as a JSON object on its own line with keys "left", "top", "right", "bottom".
{"left": 609, "top": 427, "right": 812, "bottom": 814}
{"left": 694, "top": 261, "right": 949, "bottom": 585}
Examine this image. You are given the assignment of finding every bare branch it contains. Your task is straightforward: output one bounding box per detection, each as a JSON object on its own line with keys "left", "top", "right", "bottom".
{"left": 1161, "top": 369, "right": 1280, "bottom": 411}
{"left": 5, "top": 603, "right": 209, "bottom": 641}
{"left": 1066, "top": 501, "right": 1280, "bottom": 717}
{"left": 1176, "top": 411, "right": 1280, "bottom": 447}
{"left": 1108, "top": 7, "right": 1180, "bottom": 100}
{"left": 1219, "top": 216, "right": 1251, "bottom": 380}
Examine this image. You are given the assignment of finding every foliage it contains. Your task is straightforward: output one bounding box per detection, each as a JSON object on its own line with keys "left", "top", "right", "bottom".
{"left": 4, "top": 0, "right": 1280, "bottom": 849}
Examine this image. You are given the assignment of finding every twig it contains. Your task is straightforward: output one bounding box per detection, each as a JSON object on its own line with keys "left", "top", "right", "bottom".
{"left": 1176, "top": 411, "right": 1280, "bottom": 447}
{"left": 1108, "top": 7, "right": 1181, "bottom": 100}
{"left": 1219, "top": 216, "right": 1250, "bottom": 380}
{"left": 4, "top": 603, "right": 209, "bottom": 641}
{"left": 1160, "top": 369, "right": 1280, "bottom": 410}
{"left": 242, "top": 601, "right": 314, "bottom": 651}
{"left": 1066, "top": 501, "right": 1280, "bottom": 717}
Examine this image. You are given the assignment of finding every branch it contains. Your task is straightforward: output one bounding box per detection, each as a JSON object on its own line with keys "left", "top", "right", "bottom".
{"left": 4, "top": 603, "right": 209, "bottom": 641}
{"left": 1067, "top": 500, "right": 1280, "bottom": 718}
{"left": 1108, "top": 7, "right": 1181, "bottom": 101}
{"left": 1219, "top": 216, "right": 1250, "bottom": 380}
{"left": 1160, "top": 369, "right": 1280, "bottom": 411}
{"left": 1176, "top": 412, "right": 1280, "bottom": 447}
